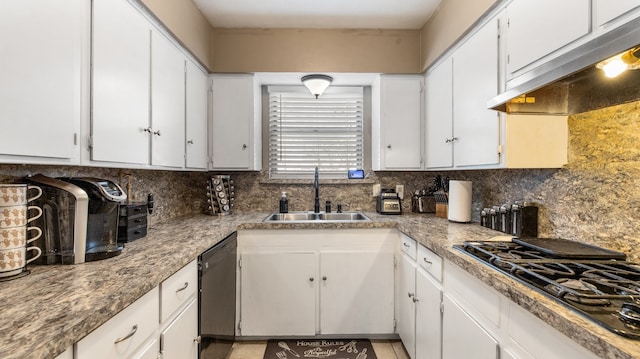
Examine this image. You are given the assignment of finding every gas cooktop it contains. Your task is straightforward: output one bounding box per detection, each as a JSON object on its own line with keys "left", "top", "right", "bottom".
{"left": 455, "top": 240, "right": 640, "bottom": 340}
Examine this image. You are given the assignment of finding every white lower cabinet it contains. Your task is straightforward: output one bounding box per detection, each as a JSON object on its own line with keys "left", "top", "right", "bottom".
{"left": 75, "top": 260, "right": 198, "bottom": 359}
{"left": 442, "top": 260, "right": 600, "bottom": 359}
{"left": 442, "top": 295, "right": 498, "bottom": 359}
{"left": 397, "top": 234, "right": 443, "bottom": 359}
{"left": 240, "top": 251, "right": 317, "bottom": 336}
{"left": 238, "top": 229, "right": 396, "bottom": 337}
{"left": 76, "top": 287, "right": 160, "bottom": 359}
{"left": 160, "top": 298, "right": 198, "bottom": 359}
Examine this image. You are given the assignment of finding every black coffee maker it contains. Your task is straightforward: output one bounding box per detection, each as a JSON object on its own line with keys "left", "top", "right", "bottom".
{"left": 61, "top": 177, "right": 127, "bottom": 261}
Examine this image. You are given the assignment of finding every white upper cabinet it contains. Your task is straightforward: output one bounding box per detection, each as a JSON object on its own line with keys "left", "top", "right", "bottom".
{"left": 594, "top": 0, "right": 640, "bottom": 28}
{"left": 424, "top": 58, "right": 453, "bottom": 169}
{"left": 452, "top": 16, "right": 500, "bottom": 168}
{"left": 0, "top": 0, "right": 86, "bottom": 164}
{"left": 150, "top": 29, "right": 185, "bottom": 168}
{"left": 372, "top": 75, "right": 423, "bottom": 170}
{"left": 425, "top": 17, "right": 500, "bottom": 170}
{"left": 91, "top": 0, "right": 151, "bottom": 165}
{"left": 505, "top": 0, "right": 590, "bottom": 77}
{"left": 185, "top": 61, "right": 209, "bottom": 170}
{"left": 210, "top": 74, "right": 261, "bottom": 170}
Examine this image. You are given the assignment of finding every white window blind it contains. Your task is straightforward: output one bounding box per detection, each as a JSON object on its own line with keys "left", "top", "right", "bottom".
{"left": 268, "top": 87, "right": 364, "bottom": 179}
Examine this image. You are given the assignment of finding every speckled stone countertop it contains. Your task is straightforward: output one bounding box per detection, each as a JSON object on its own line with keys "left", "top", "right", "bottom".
{"left": 1, "top": 212, "right": 638, "bottom": 359}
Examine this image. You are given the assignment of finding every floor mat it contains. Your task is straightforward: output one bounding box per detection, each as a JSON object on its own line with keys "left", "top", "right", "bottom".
{"left": 263, "top": 339, "right": 377, "bottom": 359}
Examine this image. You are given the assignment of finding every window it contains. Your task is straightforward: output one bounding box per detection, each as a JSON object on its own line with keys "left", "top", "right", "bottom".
{"left": 268, "top": 86, "right": 364, "bottom": 179}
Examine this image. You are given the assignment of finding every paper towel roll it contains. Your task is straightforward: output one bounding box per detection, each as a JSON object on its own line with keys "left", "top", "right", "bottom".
{"left": 448, "top": 180, "right": 472, "bottom": 223}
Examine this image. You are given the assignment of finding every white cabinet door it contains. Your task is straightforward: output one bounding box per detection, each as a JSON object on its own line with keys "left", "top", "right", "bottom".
{"left": 160, "top": 299, "right": 198, "bottom": 359}
{"left": 452, "top": 17, "right": 500, "bottom": 167}
{"left": 0, "top": 0, "right": 83, "bottom": 161}
{"left": 442, "top": 295, "right": 498, "bottom": 359}
{"left": 320, "top": 250, "right": 395, "bottom": 334}
{"left": 185, "top": 61, "right": 209, "bottom": 169}
{"left": 92, "top": 0, "right": 151, "bottom": 165}
{"left": 415, "top": 269, "right": 442, "bottom": 359}
{"left": 378, "top": 77, "right": 423, "bottom": 170}
{"left": 594, "top": 0, "right": 640, "bottom": 27}
{"left": 424, "top": 58, "right": 453, "bottom": 169}
{"left": 150, "top": 30, "right": 185, "bottom": 168}
{"left": 505, "top": 0, "right": 590, "bottom": 75}
{"left": 211, "top": 75, "right": 260, "bottom": 170}
{"left": 240, "top": 251, "right": 317, "bottom": 336}
{"left": 76, "top": 287, "right": 160, "bottom": 359}
{"left": 398, "top": 254, "right": 416, "bottom": 359}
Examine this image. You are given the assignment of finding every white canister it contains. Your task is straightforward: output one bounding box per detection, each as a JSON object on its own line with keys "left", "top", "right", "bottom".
{"left": 448, "top": 180, "right": 472, "bottom": 223}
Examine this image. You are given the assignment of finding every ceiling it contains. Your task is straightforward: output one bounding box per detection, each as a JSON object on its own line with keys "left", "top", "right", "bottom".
{"left": 192, "top": 0, "right": 443, "bottom": 29}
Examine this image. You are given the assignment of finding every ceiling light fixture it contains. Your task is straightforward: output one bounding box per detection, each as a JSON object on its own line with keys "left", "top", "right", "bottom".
{"left": 596, "top": 47, "right": 640, "bottom": 78}
{"left": 301, "top": 74, "right": 333, "bottom": 99}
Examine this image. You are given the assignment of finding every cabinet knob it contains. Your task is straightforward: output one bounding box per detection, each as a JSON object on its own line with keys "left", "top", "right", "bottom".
{"left": 194, "top": 336, "right": 202, "bottom": 344}
{"left": 322, "top": 276, "right": 327, "bottom": 281}
{"left": 309, "top": 277, "right": 314, "bottom": 282}
{"left": 387, "top": 144, "right": 392, "bottom": 149}
{"left": 242, "top": 144, "right": 247, "bottom": 150}
{"left": 408, "top": 292, "right": 414, "bottom": 298}
{"left": 187, "top": 139, "right": 194, "bottom": 144}
{"left": 144, "top": 127, "right": 153, "bottom": 134}
{"left": 412, "top": 297, "right": 419, "bottom": 303}
{"left": 153, "top": 130, "right": 161, "bottom": 136}
{"left": 114, "top": 325, "right": 138, "bottom": 344}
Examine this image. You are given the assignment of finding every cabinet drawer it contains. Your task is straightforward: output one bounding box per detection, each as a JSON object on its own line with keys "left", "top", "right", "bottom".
{"left": 417, "top": 244, "right": 442, "bottom": 282}
{"left": 76, "top": 287, "right": 159, "bottom": 359}
{"left": 400, "top": 233, "right": 417, "bottom": 260}
{"left": 160, "top": 260, "right": 197, "bottom": 323}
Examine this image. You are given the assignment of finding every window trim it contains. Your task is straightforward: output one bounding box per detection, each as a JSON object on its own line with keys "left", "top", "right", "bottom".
{"left": 261, "top": 85, "right": 371, "bottom": 181}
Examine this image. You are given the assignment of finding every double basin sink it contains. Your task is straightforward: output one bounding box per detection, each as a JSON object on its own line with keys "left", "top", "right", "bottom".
{"left": 264, "top": 211, "right": 370, "bottom": 222}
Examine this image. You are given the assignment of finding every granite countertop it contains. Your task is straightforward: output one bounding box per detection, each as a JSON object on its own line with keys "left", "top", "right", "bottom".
{"left": 1, "top": 212, "right": 638, "bottom": 359}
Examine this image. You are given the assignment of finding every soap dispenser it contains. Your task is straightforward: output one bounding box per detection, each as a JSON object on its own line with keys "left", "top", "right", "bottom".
{"left": 279, "top": 192, "right": 289, "bottom": 213}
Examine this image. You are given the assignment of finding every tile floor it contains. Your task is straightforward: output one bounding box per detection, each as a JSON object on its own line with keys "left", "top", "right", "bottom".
{"left": 227, "top": 340, "right": 409, "bottom": 359}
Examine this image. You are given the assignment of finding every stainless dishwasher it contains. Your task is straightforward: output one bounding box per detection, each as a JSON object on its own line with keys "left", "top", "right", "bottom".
{"left": 199, "top": 231, "right": 237, "bottom": 359}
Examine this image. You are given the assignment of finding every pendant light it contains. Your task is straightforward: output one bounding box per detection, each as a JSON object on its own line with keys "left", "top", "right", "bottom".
{"left": 301, "top": 74, "right": 333, "bottom": 98}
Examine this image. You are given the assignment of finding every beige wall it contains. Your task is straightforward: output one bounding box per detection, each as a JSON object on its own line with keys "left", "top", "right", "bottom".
{"left": 420, "top": 0, "right": 497, "bottom": 71}
{"left": 211, "top": 28, "right": 421, "bottom": 73}
{"left": 141, "top": 0, "right": 213, "bottom": 70}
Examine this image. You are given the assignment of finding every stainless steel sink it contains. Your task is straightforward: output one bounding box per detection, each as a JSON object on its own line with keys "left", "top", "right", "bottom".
{"left": 264, "top": 211, "right": 370, "bottom": 222}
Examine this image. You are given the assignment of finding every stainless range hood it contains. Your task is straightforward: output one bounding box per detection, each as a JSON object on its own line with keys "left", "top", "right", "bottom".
{"left": 488, "top": 16, "right": 640, "bottom": 115}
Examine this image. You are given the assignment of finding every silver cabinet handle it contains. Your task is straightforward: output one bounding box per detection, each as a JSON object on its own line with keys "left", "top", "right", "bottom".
{"left": 114, "top": 325, "right": 138, "bottom": 344}
{"left": 194, "top": 336, "right": 201, "bottom": 344}
{"left": 187, "top": 139, "right": 194, "bottom": 144}
{"left": 175, "top": 282, "right": 189, "bottom": 293}
{"left": 413, "top": 297, "right": 419, "bottom": 303}
{"left": 402, "top": 243, "right": 410, "bottom": 248}
{"left": 408, "top": 292, "right": 414, "bottom": 298}
{"left": 153, "top": 130, "right": 161, "bottom": 136}
{"left": 144, "top": 127, "right": 153, "bottom": 134}
{"left": 242, "top": 144, "right": 247, "bottom": 150}
{"left": 423, "top": 258, "right": 432, "bottom": 265}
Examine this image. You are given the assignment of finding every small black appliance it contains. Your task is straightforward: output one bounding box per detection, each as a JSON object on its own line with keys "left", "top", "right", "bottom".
{"left": 60, "top": 177, "right": 126, "bottom": 261}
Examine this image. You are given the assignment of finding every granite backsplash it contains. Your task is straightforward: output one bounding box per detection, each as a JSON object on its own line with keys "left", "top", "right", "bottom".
{"left": 1, "top": 100, "right": 639, "bottom": 260}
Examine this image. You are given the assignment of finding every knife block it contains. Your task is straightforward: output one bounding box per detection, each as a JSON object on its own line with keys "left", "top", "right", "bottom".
{"left": 436, "top": 203, "right": 448, "bottom": 218}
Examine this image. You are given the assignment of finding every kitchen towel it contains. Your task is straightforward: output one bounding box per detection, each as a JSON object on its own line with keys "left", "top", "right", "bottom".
{"left": 447, "top": 180, "right": 472, "bottom": 223}
{"left": 263, "top": 339, "right": 377, "bottom": 359}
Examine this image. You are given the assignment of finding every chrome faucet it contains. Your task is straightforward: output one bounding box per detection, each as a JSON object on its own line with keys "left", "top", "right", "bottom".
{"left": 314, "top": 166, "right": 320, "bottom": 213}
